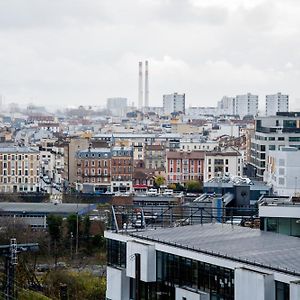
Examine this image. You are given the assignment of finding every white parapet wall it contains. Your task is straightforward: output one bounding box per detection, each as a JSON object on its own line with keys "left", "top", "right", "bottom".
{"left": 290, "top": 281, "right": 300, "bottom": 300}
{"left": 106, "top": 266, "right": 130, "bottom": 300}
{"left": 235, "top": 267, "right": 275, "bottom": 300}
{"left": 126, "top": 240, "right": 156, "bottom": 282}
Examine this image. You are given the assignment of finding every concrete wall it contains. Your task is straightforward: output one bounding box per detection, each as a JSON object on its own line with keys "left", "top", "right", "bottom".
{"left": 126, "top": 240, "right": 156, "bottom": 282}
{"left": 106, "top": 266, "right": 130, "bottom": 300}
{"left": 235, "top": 268, "right": 275, "bottom": 300}
{"left": 290, "top": 281, "right": 300, "bottom": 300}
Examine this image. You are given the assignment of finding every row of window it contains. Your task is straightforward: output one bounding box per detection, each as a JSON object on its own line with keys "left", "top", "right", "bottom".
{"left": 0, "top": 177, "right": 37, "bottom": 184}
{"left": 0, "top": 154, "right": 38, "bottom": 161}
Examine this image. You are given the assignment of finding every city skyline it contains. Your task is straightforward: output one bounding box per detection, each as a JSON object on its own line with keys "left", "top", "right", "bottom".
{"left": 1, "top": 0, "right": 300, "bottom": 109}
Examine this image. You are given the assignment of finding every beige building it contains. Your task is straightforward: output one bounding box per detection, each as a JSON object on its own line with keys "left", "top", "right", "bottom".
{"left": 63, "top": 137, "right": 90, "bottom": 187}
{"left": 0, "top": 147, "right": 40, "bottom": 193}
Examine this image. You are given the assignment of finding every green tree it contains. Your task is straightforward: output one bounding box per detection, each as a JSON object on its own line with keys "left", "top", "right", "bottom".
{"left": 154, "top": 175, "right": 165, "bottom": 187}
{"left": 83, "top": 215, "right": 91, "bottom": 240}
{"left": 185, "top": 180, "right": 203, "bottom": 192}
{"left": 47, "top": 215, "right": 63, "bottom": 266}
{"left": 167, "top": 183, "right": 176, "bottom": 190}
{"left": 47, "top": 215, "right": 63, "bottom": 243}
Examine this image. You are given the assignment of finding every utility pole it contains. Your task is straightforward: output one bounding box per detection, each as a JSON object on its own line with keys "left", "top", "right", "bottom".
{"left": 75, "top": 203, "right": 79, "bottom": 256}
{"left": 70, "top": 232, "right": 73, "bottom": 259}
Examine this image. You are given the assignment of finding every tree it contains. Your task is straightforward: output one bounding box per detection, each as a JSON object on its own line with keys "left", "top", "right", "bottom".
{"left": 66, "top": 214, "right": 82, "bottom": 236}
{"left": 167, "top": 183, "right": 176, "bottom": 190}
{"left": 154, "top": 176, "right": 165, "bottom": 188}
{"left": 47, "top": 215, "right": 63, "bottom": 243}
{"left": 185, "top": 180, "right": 203, "bottom": 192}
{"left": 47, "top": 215, "right": 63, "bottom": 266}
{"left": 83, "top": 215, "right": 91, "bottom": 240}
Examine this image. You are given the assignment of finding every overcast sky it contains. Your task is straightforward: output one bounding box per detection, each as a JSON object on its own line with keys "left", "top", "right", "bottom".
{"left": 0, "top": 0, "right": 300, "bottom": 110}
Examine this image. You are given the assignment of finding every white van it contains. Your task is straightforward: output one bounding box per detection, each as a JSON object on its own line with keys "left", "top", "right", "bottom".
{"left": 146, "top": 188, "right": 158, "bottom": 196}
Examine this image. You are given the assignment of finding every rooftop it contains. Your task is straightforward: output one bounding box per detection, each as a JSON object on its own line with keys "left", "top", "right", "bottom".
{"left": 130, "top": 223, "right": 300, "bottom": 276}
{"left": 0, "top": 202, "right": 95, "bottom": 215}
{"left": 0, "top": 147, "right": 39, "bottom": 153}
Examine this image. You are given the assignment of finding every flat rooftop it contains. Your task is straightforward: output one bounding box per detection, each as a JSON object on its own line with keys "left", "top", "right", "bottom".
{"left": 130, "top": 223, "right": 300, "bottom": 276}
{"left": 0, "top": 202, "right": 95, "bottom": 215}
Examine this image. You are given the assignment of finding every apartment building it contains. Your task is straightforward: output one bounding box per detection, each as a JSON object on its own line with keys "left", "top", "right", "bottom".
{"left": 166, "top": 150, "right": 205, "bottom": 184}
{"left": 0, "top": 147, "right": 40, "bottom": 193}
{"left": 266, "top": 92, "right": 289, "bottom": 116}
{"left": 217, "top": 96, "right": 236, "bottom": 115}
{"left": 204, "top": 148, "right": 243, "bottom": 182}
{"left": 264, "top": 147, "right": 300, "bottom": 196}
{"left": 63, "top": 137, "right": 90, "bottom": 187}
{"left": 76, "top": 148, "right": 111, "bottom": 192}
{"left": 235, "top": 93, "right": 258, "bottom": 118}
{"left": 163, "top": 93, "right": 185, "bottom": 115}
{"left": 111, "top": 146, "right": 133, "bottom": 192}
{"left": 250, "top": 112, "right": 300, "bottom": 179}
{"left": 144, "top": 144, "right": 165, "bottom": 170}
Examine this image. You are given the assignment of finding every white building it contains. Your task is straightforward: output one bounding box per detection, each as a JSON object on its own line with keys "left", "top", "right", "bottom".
{"left": 235, "top": 93, "right": 258, "bottom": 118}
{"left": 217, "top": 96, "right": 236, "bottom": 115}
{"left": 250, "top": 112, "right": 300, "bottom": 179}
{"left": 264, "top": 147, "right": 300, "bottom": 196}
{"left": 105, "top": 223, "right": 300, "bottom": 300}
{"left": 204, "top": 148, "right": 243, "bottom": 181}
{"left": 266, "top": 92, "right": 289, "bottom": 116}
{"left": 107, "top": 98, "right": 128, "bottom": 117}
{"left": 187, "top": 106, "right": 218, "bottom": 117}
{"left": 163, "top": 93, "right": 185, "bottom": 115}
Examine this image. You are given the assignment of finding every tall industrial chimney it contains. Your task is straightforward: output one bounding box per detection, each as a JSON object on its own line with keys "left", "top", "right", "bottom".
{"left": 138, "top": 62, "right": 143, "bottom": 109}
{"left": 144, "top": 60, "right": 149, "bottom": 108}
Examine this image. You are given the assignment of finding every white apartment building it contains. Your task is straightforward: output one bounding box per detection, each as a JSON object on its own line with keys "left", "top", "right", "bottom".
{"left": 217, "top": 96, "right": 236, "bottom": 115}
{"left": 235, "top": 93, "right": 258, "bottom": 118}
{"left": 204, "top": 148, "right": 243, "bottom": 181}
{"left": 250, "top": 112, "right": 300, "bottom": 179}
{"left": 107, "top": 98, "right": 128, "bottom": 117}
{"left": 266, "top": 92, "right": 289, "bottom": 116}
{"left": 0, "top": 147, "right": 40, "bottom": 193}
{"left": 163, "top": 93, "right": 185, "bottom": 115}
{"left": 264, "top": 147, "right": 300, "bottom": 196}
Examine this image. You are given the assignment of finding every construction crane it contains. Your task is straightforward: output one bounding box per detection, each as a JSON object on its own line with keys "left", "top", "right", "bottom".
{"left": 0, "top": 239, "right": 39, "bottom": 300}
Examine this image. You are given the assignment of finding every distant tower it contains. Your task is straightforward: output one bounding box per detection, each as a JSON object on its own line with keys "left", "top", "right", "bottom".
{"left": 144, "top": 60, "right": 149, "bottom": 108}
{"left": 138, "top": 62, "right": 143, "bottom": 109}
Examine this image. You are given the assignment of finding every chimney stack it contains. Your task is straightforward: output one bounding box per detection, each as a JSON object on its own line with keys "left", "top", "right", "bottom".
{"left": 144, "top": 60, "right": 149, "bottom": 108}
{"left": 138, "top": 61, "right": 143, "bottom": 109}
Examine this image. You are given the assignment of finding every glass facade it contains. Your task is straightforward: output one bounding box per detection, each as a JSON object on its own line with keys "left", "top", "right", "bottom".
{"left": 276, "top": 281, "right": 290, "bottom": 300}
{"left": 107, "top": 239, "right": 126, "bottom": 268}
{"left": 265, "top": 217, "right": 300, "bottom": 237}
{"left": 107, "top": 239, "right": 291, "bottom": 300}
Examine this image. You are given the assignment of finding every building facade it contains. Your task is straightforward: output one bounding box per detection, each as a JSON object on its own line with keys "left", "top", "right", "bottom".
{"left": 250, "top": 112, "right": 300, "bottom": 179}
{"left": 163, "top": 93, "right": 185, "bottom": 115}
{"left": 204, "top": 148, "right": 243, "bottom": 182}
{"left": 144, "top": 144, "right": 166, "bottom": 170}
{"left": 107, "top": 98, "right": 128, "bottom": 117}
{"left": 111, "top": 146, "right": 133, "bottom": 192}
{"left": 105, "top": 223, "right": 300, "bottom": 300}
{"left": 266, "top": 93, "right": 289, "bottom": 116}
{"left": 166, "top": 150, "right": 205, "bottom": 184}
{"left": 264, "top": 147, "right": 300, "bottom": 196}
{"left": 235, "top": 93, "right": 258, "bottom": 118}
{"left": 217, "top": 96, "right": 236, "bottom": 115}
{"left": 0, "top": 147, "right": 40, "bottom": 193}
{"left": 76, "top": 148, "right": 111, "bottom": 192}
